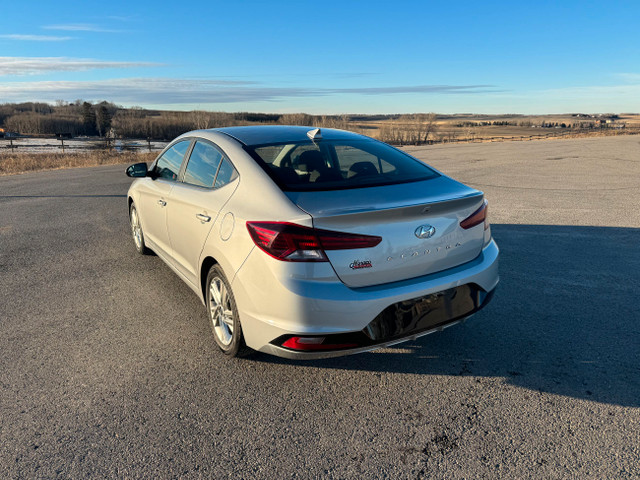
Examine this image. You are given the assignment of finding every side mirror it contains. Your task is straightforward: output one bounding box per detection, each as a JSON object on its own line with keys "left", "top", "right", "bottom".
{"left": 126, "top": 162, "right": 148, "bottom": 178}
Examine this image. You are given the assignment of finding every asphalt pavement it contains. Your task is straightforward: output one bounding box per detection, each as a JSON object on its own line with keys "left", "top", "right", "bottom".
{"left": 1, "top": 135, "right": 639, "bottom": 478}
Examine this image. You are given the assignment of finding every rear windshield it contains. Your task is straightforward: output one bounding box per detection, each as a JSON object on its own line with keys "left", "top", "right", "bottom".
{"left": 245, "top": 139, "right": 439, "bottom": 191}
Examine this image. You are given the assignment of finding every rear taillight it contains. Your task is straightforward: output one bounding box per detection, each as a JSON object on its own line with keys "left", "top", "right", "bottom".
{"left": 246, "top": 221, "right": 382, "bottom": 262}
{"left": 460, "top": 200, "right": 489, "bottom": 230}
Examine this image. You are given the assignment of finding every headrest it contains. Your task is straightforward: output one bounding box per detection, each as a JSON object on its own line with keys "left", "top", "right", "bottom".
{"left": 296, "top": 150, "right": 325, "bottom": 172}
{"left": 348, "top": 161, "right": 378, "bottom": 177}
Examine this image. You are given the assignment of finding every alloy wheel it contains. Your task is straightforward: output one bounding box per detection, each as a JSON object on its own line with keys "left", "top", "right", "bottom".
{"left": 209, "top": 276, "right": 234, "bottom": 346}
{"left": 130, "top": 206, "right": 142, "bottom": 250}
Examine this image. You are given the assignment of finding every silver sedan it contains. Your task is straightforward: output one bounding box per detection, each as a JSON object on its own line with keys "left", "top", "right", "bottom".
{"left": 126, "top": 126, "right": 499, "bottom": 358}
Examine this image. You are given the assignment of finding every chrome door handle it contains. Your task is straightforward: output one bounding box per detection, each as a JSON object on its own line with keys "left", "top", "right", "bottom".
{"left": 157, "top": 199, "right": 167, "bottom": 206}
{"left": 196, "top": 213, "right": 211, "bottom": 223}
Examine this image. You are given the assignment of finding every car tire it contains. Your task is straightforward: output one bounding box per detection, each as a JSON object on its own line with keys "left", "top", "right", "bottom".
{"left": 206, "top": 265, "right": 251, "bottom": 357}
{"left": 129, "top": 202, "right": 150, "bottom": 255}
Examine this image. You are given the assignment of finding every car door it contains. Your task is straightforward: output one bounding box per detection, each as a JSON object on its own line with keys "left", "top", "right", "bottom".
{"left": 136, "top": 139, "right": 192, "bottom": 259}
{"left": 167, "top": 139, "right": 239, "bottom": 286}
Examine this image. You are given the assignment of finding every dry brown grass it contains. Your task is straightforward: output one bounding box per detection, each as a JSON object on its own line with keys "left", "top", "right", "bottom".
{"left": 0, "top": 151, "right": 157, "bottom": 176}
{"left": 358, "top": 113, "right": 640, "bottom": 145}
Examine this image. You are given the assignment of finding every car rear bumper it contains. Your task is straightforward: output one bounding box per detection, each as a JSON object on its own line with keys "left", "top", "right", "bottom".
{"left": 232, "top": 239, "right": 499, "bottom": 359}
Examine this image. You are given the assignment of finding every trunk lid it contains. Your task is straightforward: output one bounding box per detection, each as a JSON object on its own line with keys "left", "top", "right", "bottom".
{"left": 286, "top": 176, "right": 485, "bottom": 288}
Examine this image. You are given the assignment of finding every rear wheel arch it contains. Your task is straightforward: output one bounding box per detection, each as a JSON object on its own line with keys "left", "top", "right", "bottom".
{"left": 200, "top": 256, "right": 218, "bottom": 301}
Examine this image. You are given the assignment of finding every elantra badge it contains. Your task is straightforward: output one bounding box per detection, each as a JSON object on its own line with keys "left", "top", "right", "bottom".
{"left": 415, "top": 225, "right": 436, "bottom": 239}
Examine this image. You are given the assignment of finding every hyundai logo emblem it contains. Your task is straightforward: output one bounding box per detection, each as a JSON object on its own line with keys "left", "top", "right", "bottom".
{"left": 415, "top": 225, "right": 436, "bottom": 239}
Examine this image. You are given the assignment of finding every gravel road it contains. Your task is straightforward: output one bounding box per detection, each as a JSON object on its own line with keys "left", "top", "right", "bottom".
{"left": 1, "top": 135, "right": 639, "bottom": 478}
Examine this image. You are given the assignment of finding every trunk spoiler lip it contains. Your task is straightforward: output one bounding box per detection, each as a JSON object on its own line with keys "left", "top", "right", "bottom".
{"left": 289, "top": 190, "right": 484, "bottom": 218}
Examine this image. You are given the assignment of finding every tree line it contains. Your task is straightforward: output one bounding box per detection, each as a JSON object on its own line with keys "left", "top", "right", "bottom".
{"left": 0, "top": 101, "right": 115, "bottom": 137}
{"left": 0, "top": 101, "right": 361, "bottom": 140}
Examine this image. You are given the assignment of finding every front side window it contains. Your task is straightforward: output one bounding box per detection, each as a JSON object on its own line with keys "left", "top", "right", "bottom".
{"left": 246, "top": 139, "right": 439, "bottom": 191}
{"left": 183, "top": 141, "right": 223, "bottom": 188}
{"left": 153, "top": 140, "right": 191, "bottom": 181}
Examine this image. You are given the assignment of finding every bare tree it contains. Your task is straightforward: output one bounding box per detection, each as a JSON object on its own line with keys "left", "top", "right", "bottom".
{"left": 96, "top": 106, "right": 112, "bottom": 137}
{"left": 421, "top": 113, "right": 437, "bottom": 144}
{"left": 278, "top": 113, "right": 313, "bottom": 126}
{"left": 191, "top": 110, "right": 211, "bottom": 130}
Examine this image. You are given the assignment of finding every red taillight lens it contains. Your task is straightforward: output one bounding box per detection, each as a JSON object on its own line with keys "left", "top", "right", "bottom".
{"left": 246, "top": 222, "right": 381, "bottom": 262}
{"left": 281, "top": 336, "right": 358, "bottom": 351}
{"left": 460, "top": 200, "right": 489, "bottom": 230}
{"left": 246, "top": 222, "right": 325, "bottom": 261}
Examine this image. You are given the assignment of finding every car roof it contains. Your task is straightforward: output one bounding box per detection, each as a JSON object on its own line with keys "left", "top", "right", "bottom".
{"left": 212, "top": 125, "right": 365, "bottom": 146}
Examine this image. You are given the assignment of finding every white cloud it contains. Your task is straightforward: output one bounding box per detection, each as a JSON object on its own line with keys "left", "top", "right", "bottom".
{"left": 0, "top": 34, "right": 73, "bottom": 42}
{"left": 333, "top": 85, "right": 499, "bottom": 95}
{"left": 0, "top": 77, "right": 497, "bottom": 105}
{"left": 0, "top": 57, "right": 160, "bottom": 76}
{"left": 43, "top": 23, "right": 117, "bottom": 32}
{"left": 3, "top": 76, "right": 636, "bottom": 113}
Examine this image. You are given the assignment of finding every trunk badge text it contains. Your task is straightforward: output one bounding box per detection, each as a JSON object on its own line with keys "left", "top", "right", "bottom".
{"left": 415, "top": 225, "right": 436, "bottom": 239}
{"left": 387, "top": 242, "right": 463, "bottom": 262}
{"left": 349, "top": 260, "right": 373, "bottom": 269}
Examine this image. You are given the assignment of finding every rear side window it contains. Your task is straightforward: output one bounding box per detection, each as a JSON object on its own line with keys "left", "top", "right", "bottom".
{"left": 246, "top": 139, "right": 438, "bottom": 191}
{"left": 214, "top": 158, "right": 239, "bottom": 188}
{"left": 183, "top": 141, "right": 223, "bottom": 188}
{"left": 153, "top": 140, "right": 191, "bottom": 181}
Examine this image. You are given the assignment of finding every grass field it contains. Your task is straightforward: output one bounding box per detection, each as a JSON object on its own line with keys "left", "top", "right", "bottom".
{"left": 0, "top": 151, "right": 157, "bottom": 176}
{"left": 355, "top": 113, "right": 640, "bottom": 144}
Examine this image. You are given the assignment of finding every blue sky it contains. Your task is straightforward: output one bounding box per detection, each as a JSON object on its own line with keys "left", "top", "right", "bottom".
{"left": 1, "top": 0, "right": 639, "bottom": 114}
